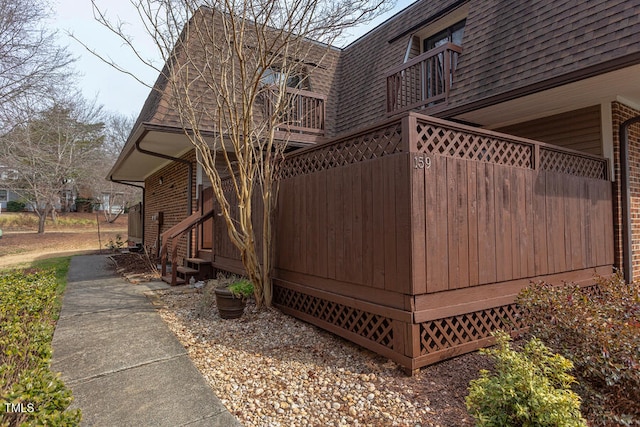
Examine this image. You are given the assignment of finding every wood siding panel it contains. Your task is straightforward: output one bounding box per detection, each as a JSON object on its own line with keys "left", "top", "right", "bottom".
{"left": 371, "top": 159, "right": 386, "bottom": 289}
{"left": 447, "top": 157, "right": 469, "bottom": 290}
{"left": 305, "top": 173, "right": 316, "bottom": 276}
{"left": 362, "top": 164, "right": 375, "bottom": 288}
{"left": 533, "top": 172, "right": 548, "bottom": 275}
{"left": 467, "top": 161, "right": 480, "bottom": 287}
{"left": 295, "top": 175, "right": 306, "bottom": 274}
{"left": 408, "top": 155, "right": 612, "bottom": 295}
{"left": 411, "top": 154, "right": 427, "bottom": 295}
{"left": 383, "top": 157, "right": 398, "bottom": 290}
{"left": 279, "top": 177, "right": 293, "bottom": 271}
{"left": 494, "top": 166, "right": 513, "bottom": 282}
{"left": 496, "top": 108, "right": 603, "bottom": 156}
{"left": 546, "top": 173, "right": 566, "bottom": 274}
{"left": 477, "top": 162, "right": 497, "bottom": 284}
{"left": 326, "top": 168, "right": 337, "bottom": 279}
{"left": 430, "top": 155, "right": 449, "bottom": 293}
{"left": 338, "top": 166, "right": 351, "bottom": 283}
{"left": 394, "top": 155, "right": 412, "bottom": 294}
{"left": 350, "top": 162, "right": 364, "bottom": 285}
{"left": 510, "top": 168, "right": 522, "bottom": 279}
{"left": 317, "top": 172, "right": 328, "bottom": 277}
{"left": 273, "top": 154, "right": 412, "bottom": 297}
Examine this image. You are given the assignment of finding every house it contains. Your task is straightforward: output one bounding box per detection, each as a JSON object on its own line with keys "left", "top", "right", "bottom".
{"left": 0, "top": 165, "right": 88, "bottom": 212}
{"left": 0, "top": 188, "right": 21, "bottom": 211}
{"left": 0, "top": 167, "right": 23, "bottom": 211}
{"left": 108, "top": 0, "right": 640, "bottom": 372}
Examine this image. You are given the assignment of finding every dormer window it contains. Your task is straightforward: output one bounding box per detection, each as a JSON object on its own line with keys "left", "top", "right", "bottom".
{"left": 260, "top": 67, "right": 310, "bottom": 90}
{"left": 424, "top": 19, "right": 466, "bottom": 52}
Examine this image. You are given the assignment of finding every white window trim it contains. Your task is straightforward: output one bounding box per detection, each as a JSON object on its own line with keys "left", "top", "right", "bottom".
{"left": 413, "top": 3, "right": 469, "bottom": 50}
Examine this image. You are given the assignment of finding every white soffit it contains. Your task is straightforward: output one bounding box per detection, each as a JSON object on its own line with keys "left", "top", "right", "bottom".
{"left": 109, "top": 129, "right": 193, "bottom": 183}
{"left": 455, "top": 64, "right": 640, "bottom": 129}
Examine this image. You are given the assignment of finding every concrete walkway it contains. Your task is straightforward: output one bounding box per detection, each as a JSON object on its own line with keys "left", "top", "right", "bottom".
{"left": 52, "top": 255, "right": 242, "bottom": 427}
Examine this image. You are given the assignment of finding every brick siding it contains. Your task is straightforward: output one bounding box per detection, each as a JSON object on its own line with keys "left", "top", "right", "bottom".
{"left": 143, "top": 150, "right": 197, "bottom": 264}
{"left": 611, "top": 101, "right": 640, "bottom": 279}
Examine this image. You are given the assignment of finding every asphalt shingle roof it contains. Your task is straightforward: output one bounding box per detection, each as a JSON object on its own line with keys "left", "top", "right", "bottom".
{"left": 448, "top": 0, "right": 640, "bottom": 109}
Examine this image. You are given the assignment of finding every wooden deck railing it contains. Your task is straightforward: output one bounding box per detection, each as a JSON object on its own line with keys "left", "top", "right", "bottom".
{"left": 386, "top": 43, "right": 463, "bottom": 115}
{"left": 409, "top": 114, "right": 610, "bottom": 179}
{"left": 264, "top": 86, "right": 326, "bottom": 135}
{"left": 215, "top": 111, "right": 613, "bottom": 371}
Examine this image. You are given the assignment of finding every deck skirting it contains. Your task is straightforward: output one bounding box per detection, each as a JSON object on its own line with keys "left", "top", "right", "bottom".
{"left": 272, "top": 266, "right": 612, "bottom": 372}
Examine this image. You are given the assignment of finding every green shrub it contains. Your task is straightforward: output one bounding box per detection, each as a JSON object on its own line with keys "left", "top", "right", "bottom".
{"left": 5, "top": 201, "right": 25, "bottom": 212}
{"left": 105, "top": 234, "right": 125, "bottom": 251}
{"left": 466, "top": 331, "right": 586, "bottom": 427}
{"left": 228, "top": 279, "right": 254, "bottom": 299}
{"left": 517, "top": 275, "right": 640, "bottom": 425}
{"left": 0, "top": 270, "right": 81, "bottom": 426}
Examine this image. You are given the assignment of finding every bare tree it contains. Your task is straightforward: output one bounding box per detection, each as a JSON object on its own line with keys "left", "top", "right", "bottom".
{"left": 0, "top": 0, "right": 73, "bottom": 131}
{"left": 91, "top": 0, "right": 390, "bottom": 307}
{"left": 0, "top": 98, "right": 105, "bottom": 233}
{"left": 86, "top": 112, "right": 142, "bottom": 223}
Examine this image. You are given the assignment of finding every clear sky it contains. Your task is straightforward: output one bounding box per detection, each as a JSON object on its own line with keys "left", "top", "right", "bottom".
{"left": 51, "top": 0, "right": 415, "bottom": 119}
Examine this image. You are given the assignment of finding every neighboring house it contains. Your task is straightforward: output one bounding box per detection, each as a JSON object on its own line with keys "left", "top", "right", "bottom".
{"left": 0, "top": 165, "right": 83, "bottom": 212}
{"left": 0, "top": 167, "right": 22, "bottom": 210}
{"left": 108, "top": 0, "right": 640, "bottom": 371}
{"left": 0, "top": 188, "right": 21, "bottom": 211}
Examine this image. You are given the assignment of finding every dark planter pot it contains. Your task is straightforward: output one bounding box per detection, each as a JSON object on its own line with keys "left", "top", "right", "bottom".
{"left": 214, "top": 287, "right": 246, "bottom": 319}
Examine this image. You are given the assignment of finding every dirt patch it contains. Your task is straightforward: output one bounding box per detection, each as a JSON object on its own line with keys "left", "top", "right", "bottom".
{"left": 0, "top": 213, "right": 128, "bottom": 268}
{"left": 109, "top": 252, "right": 160, "bottom": 282}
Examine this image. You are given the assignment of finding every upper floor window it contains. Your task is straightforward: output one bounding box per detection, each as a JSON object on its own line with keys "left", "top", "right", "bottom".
{"left": 423, "top": 19, "right": 466, "bottom": 52}
{"left": 0, "top": 189, "right": 7, "bottom": 202}
{"left": 260, "top": 67, "right": 310, "bottom": 90}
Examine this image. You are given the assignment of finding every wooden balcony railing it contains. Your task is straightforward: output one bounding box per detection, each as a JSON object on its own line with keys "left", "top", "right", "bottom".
{"left": 265, "top": 86, "right": 326, "bottom": 136}
{"left": 386, "top": 43, "right": 463, "bottom": 115}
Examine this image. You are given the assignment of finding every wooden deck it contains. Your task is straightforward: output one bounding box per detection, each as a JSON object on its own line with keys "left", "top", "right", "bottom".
{"left": 207, "top": 111, "right": 614, "bottom": 371}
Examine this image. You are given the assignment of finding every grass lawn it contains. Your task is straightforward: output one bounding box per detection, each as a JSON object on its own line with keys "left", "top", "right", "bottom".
{"left": 0, "top": 256, "right": 81, "bottom": 426}
{"left": 0, "top": 212, "right": 97, "bottom": 230}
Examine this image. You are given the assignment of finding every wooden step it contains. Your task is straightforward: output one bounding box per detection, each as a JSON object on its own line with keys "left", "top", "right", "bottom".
{"left": 185, "top": 257, "right": 208, "bottom": 265}
{"left": 184, "top": 258, "right": 213, "bottom": 280}
{"left": 161, "top": 275, "right": 185, "bottom": 286}
{"left": 177, "top": 266, "right": 199, "bottom": 275}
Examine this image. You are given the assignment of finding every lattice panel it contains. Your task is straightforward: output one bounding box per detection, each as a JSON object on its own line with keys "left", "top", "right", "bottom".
{"left": 220, "top": 176, "right": 235, "bottom": 193}
{"left": 540, "top": 148, "right": 607, "bottom": 180}
{"left": 279, "top": 123, "right": 403, "bottom": 179}
{"left": 419, "top": 304, "right": 524, "bottom": 355}
{"left": 274, "top": 286, "right": 394, "bottom": 349}
{"left": 415, "top": 122, "right": 534, "bottom": 168}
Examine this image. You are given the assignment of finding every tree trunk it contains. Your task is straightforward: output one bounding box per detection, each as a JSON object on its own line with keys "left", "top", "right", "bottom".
{"left": 104, "top": 206, "right": 124, "bottom": 223}
{"left": 37, "top": 211, "right": 47, "bottom": 234}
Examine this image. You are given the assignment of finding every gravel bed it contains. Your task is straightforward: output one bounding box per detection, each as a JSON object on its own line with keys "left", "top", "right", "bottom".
{"left": 152, "top": 284, "right": 487, "bottom": 427}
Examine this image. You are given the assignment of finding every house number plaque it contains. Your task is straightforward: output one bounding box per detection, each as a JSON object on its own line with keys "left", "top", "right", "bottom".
{"left": 413, "top": 154, "right": 432, "bottom": 169}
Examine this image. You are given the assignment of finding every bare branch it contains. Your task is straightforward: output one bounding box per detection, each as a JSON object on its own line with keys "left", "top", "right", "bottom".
{"left": 97, "top": 0, "right": 393, "bottom": 307}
